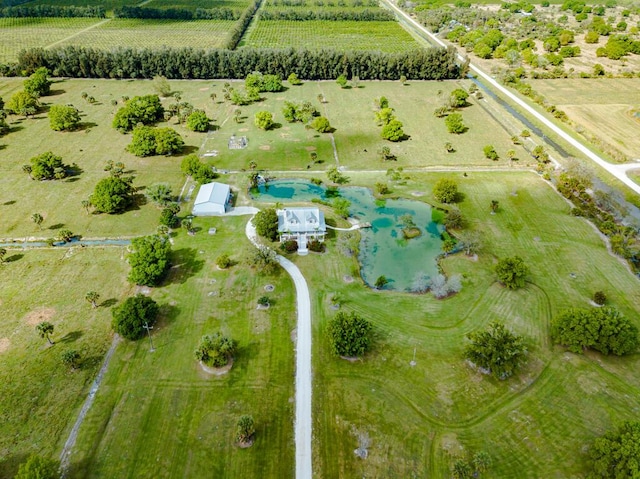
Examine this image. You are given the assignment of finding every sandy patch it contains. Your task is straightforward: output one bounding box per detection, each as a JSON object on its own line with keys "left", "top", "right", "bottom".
{"left": 305, "top": 146, "right": 317, "bottom": 151}
{"left": 199, "top": 87, "right": 209, "bottom": 91}
{"left": 24, "top": 307, "right": 56, "bottom": 326}
{"left": 199, "top": 357, "right": 233, "bottom": 376}
{"left": 259, "top": 145, "right": 271, "bottom": 151}
{"left": 238, "top": 128, "right": 249, "bottom": 132}
{"left": 135, "top": 286, "right": 152, "bottom": 295}
{"left": 0, "top": 338, "right": 10, "bottom": 353}
{"left": 411, "top": 191, "right": 425, "bottom": 197}
{"left": 343, "top": 275, "right": 354, "bottom": 283}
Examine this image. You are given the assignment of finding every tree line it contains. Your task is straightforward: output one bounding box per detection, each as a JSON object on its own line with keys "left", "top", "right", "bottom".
{"left": 113, "top": 6, "right": 241, "bottom": 20}
{"left": 258, "top": 8, "right": 394, "bottom": 20}
{"left": 0, "top": 4, "right": 105, "bottom": 18}
{"left": 9, "top": 45, "right": 461, "bottom": 80}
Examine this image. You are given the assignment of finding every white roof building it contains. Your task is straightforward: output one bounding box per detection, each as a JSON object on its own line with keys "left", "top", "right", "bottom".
{"left": 277, "top": 207, "right": 326, "bottom": 253}
{"left": 192, "top": 182, "right": 231, "bottom": 216}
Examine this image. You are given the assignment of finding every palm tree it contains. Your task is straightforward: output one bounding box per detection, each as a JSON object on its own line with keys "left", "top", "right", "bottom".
{"left": 61, "top": 350, "right": 80, "bottom": 370}
{"left": 31, "top": 213, "right": 43, "bottom": 230}
{"left": 85, "top": 291, "right": 100, "bottom": 309}
{"left": 36, "top": 321, "right": 55, "bottom": 345}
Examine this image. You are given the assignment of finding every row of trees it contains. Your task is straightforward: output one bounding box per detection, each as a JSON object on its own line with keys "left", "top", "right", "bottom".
{"left": 374, "top": 96, "right": 406, "bottom": 142}
{"left": 12, "top": 46, "right": 462, "bottom": 81}
{"left": 113, "top": 6, "right": 240, "bottom": 20}
{"left": 0, "top": 4, "right": 104, "bottom": 18}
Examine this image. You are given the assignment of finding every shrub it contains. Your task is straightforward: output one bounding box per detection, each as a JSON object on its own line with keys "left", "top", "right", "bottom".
{"left": 433, "top": 178, "right": 459, "bottom": 203}
{"left": 311, "top": 116, "right": 332, "bottom": 133}
{"left": 257, "top": 295, "right": 270, "bottom": 306}
{"left": 49, "top": 104, "right": 81, "bottom": 131}
{"left": 495, "top": 256, "right": 529, "bottom": 289}
{"left": 281, "top": 239, "right": 298, "bottom": 252}
{"left": 381, "top": 119, "right": 405, "bottom": 141}
{"left": 254, "top": 110, "right": 274, "bottom": 130}
{"left": 236, "top": 415, "right": 255, "bottom": 443}
{"left": 28, "top": 151, "right": 68, "bottom": 180}
{"left": 327, "top": 311, "right": 372, "bottom": 357}
{"left": 445, "top": 113, "right": 466, "bottom": 134}
{"left": 195, "top": 332, "right": 236, "bottom": 367}
{"left": 464, "top": 321, "right": 526, "bottom": 379}
{"left": 593, "top": 291, "right": 607, "bottom": 305}
{"left": 90, "top": 176, "right": 134, "bottom": 213}
{"left": 159, "top": 207, "right": 180, "bottom": 228}
{"left": 483, "top": 145, "right": 499, "bottom": 160}
{"left": 216, "top": 254, "right": 231, "bottom": 269}
{"left": 308, "top": 239, "right": 325, "bottom": 252}
{"left": 186, "top": 109, "right": 210, "bottom": 132}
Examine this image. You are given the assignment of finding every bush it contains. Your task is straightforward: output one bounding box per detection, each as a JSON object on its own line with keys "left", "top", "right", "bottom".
{"left": 195, "top": 332, "right": 236, "bottom": 367}
{"left": 159, "top": 207, "right": 180, "bottom": 228}
{"left": 111, "top": 294, "right": 159, "bottom": 340}
{"left": 254, "top": 110, "right": 274, "bottom": 130}
{"left": 593, "top": 291, "right": 607, "bottom": 305}
{"left": 281, "top": 239, "right": 298, "bottom": 252}
{"left": 483, "top": 145, "right": 499, "bottom": 160}
{"left": 327, "top": 311, "right": 372, "bottom": 357}
{"left": 381, "top": 119, "right": 405, "bottom": 141}
{"left": 216, "top": 253, "right": 231, "bottom": 269}
{"left": 28, "top": 151, "right": 67, "bottom": 180}
{"left": 311, "top": 116, "right": 332, "bottom": 133}
{"left": 23, "top": 67, "right": 51, "bottom": 98}
{"left": 15, "top": 455, "right": 60, "bottom": 479}
{"left": 48, "top": 104, "right": 81, "bottom": 131}
{"left": 445, "top": 112, "right": 466, "bottom": 134}
{"left": 495, "top": 256, "right": 529, "bottom": 289}
{"left": 464, "top": 321, "right": 527, "bottom": 379}
{"left": 112, "top": 94, "right": 164, "bottom": 132}
{"left": 236, "top": 415, "right": 255, "bottom": 443}
{"left": 308, "top": 239, "right": 325, "bottom": 252}
{"left": 433, "top": 178, "right": 459, "bottom": 203}
{"left": 186, "top": 109, "right": 210, "bottom": 132}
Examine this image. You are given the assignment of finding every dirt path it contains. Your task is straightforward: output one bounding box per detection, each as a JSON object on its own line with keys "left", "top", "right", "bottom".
{"left": 383, "top": 0, "right": 640, "bottom": 196}
{"left": 59, "top": 335, "right": 121, "bottom": 477}
{"left": 245, "top": 216, "right": 313, "bottom": 479}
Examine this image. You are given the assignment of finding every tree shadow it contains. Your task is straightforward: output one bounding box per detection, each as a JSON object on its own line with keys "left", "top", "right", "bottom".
{"left": 156, "top": 303, "right": 180, "bottom": 329}
{"left": 5, "top": 253, "right": 24, "bottom": 263}
{"left": 163, "top": 247, "right": 205, "bottom": 285}
{"left": 59, "top": 330, "right": 83, "bottom": 343}
{"left": 3, "top": 200, "right": 16, "bottom": 205}
{"left": 100, "top": 298, "right": 118, "bottom": 308}
{"left": 8, "top": 125, "right": 24, "bottom": 134}
{"left": 77, "top": 121, "right": 97, "bottom": 131}
{"left": 49, "top": 223, "right": 65, "bottom": 230}
{"left": 48, "top": 88, "right": 66, "bottom": 96}
{"left": 0, "top": 453, "right": 29, "bottom": 479}
{"left": 180, "top": 145, "right": 199, "bottom": 155}
{"left": 67, "top": 163, "right": 84, "bottom": 178}
{"left": 67, "top": 457, "right": 92, "bottom": 479}
{"left": 454, "top": 191, "right": 466, "bottom": 203}
{"left": 233, "top": 340, "right": 260, "bottom": 372}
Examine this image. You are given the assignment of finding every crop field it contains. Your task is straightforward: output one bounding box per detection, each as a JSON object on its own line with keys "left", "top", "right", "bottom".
{"left": 67, "top": 217, "right": 296, "bottom": 478}
{"left": 55, "top": 18, "right": 236, "bottom": 51}
{"left": 295, "top": 170, "right": 640, "bottom": 478}
{"left": 240, "top": 20, "right": 422, "bottom": 52}
{"left": 28, "top": 0, "right": 139, "bottom": 10}
{"left": 0, "top": 17, "right": 105, "bottom": 63}
{"left": 531, "top": 78, "right": 640, "bottom": 159}
{"left": 0, "top": 247, "right": 130, "bottom": 478}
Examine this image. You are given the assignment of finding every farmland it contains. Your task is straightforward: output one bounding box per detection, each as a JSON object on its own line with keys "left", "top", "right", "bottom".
{"left": 531, "top": 78, "right": 640, "bottom": 160}
{"left": 240, "top": 20, "right": 424, "bottom": 51}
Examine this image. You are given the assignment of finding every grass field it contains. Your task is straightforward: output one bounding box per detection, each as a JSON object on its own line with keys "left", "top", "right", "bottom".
{"left": 295, "top": 170, "right": 640, "bottom": 477}
{"left": 0, "top": 17, "right": 105, "bottom": 63}
{"left": 240, "top": 20, "right": 422, "bottom": 52}
{"left": 0, "top": 247, "right": 130, "bottom": 478}
{"left": 531, "top": 78, "right": 640, "bottom": 160}
{"left": 67, "top": 216, "right": 296, "bottom": 478}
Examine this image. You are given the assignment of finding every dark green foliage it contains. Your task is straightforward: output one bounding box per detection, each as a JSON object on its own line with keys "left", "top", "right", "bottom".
{"left": 28, "top": 151, "right": 67, "bottom": 180}
{"left": 551, "top": 307, "right": 639, "bottom": 355}
{"left": 112, "top": 95, "right": 164, "bottom": 132}
{"left": 111, "top": 294, "right": 159, "bottom": 341}
{"left": 433, "top": 178, "right": 459, "bottom": 203}
{"left": 381, "top": 119, "right": 405, "bottom": 141}
{"left": 48, "top": 104, "right": 81, "bottom": 131}
{"left": 236, "top": 415, "right": 255, "bottom": 443}
{"left": 61, "top": 349, "right": 80, "bottom": 369}
{"left": 245, "top": 71, "right": 284, "bottom": 92}
{"left": 127, "top": 126, "right": 184, "bottom": 156}
{"left": 281, "top": 240, "right": 298, "bottom": 252}
{"left": 589, "top": 421, "right": 640, "bottom": 479}
{"left": 113, "top": 5, "right": 240, "bottom": 20}
{"left": 195, "top": 332, "right": 236, "bottom": 367}
{"left": 23, "top": 67, "right": 51, "bottom": 98}
{"left": 186, "top": 109, "right": 211, "bottom": 132}
{"left": 464, "top": 321, "right": 527, "bottom": 379}
{"left": 253, "top": 208, "right": 279, "bottom": 241}
{"left": 160, "top": 207, "right": 180, "bottom": 228}
{"left": 127, "top": 235, "right": 172, "bottom": 286}
{"left": 16, "top": 45, "right": 462, "bottom": 81}
{"left": 593, "top": 291, "right": 607, "bottom": 305}
{"left": 327, "top": 311, "right": 373, "bottom": 357}
{"left": 374, "top": 275, "right": 388, "bottom": 289}
{"left": 14, "top": 455, "right": 59, "bottom": 479}
{"left": 495, "top": 256, "right": 529, "bottom": 289}
{"left": 90, "top": 176, "right": 134, "bottom": 213}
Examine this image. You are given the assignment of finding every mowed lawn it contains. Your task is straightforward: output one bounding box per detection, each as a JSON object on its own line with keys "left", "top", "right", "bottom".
{"left": 0, "top": 247, "right": 131, "bottom": 478}
{"left": 293, "top": 171, "right": 640, "bottom": 478}
{"left": 532, "top": 78, "right": 640, "bottom": 159}
{"left": 68, "top": 216, "right": 296, "bottom": 478}
{"left": 0, "top": 78, "right": 236, "bottom": 240}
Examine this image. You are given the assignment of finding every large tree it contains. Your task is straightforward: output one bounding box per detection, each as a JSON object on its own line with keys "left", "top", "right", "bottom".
{"left": 590, "top": 421, "right": 640, "bottom": 479}
{"left": 127, "top": 235, "right": 171, "bottom": 286}
{"left": 327, "top": 311, "right": 373, "bottom": 357}
{"left": 48, "top": 104, "right": 81, "bottom": 131}
{"left": 15, "top": 454, "right": 59, "bottom": 479}
{"left": 23, "top": 67, "right": 51, "bottom": 98}
{"left": 6, "top": 90, "right": 39, "bottom": 117}
{"left": 112, "top": 94, "right": 164, "bottom": 132}
{"left": 464, "top": 321, "right": 527, "bottom": 379}
{"left": 252, "top": 208, "right": 279, "bottom": 241}
{"left": 186, "top": 109, "right": 211, "bottom": 132}
{"left": 111, "top": 294, "right": 159, "bottom": 340}
{"left": 27, "top": 151, "right": 68, "bottom": 180}
{"left": 495, "top": 256, "right": 529, "bottom": 289}
{"left": 433, "top": 178, "right": 459, "bottom": 203}
{"left": 551, "top": 307, "right": 639, "bottom": 355}
{"left": 90, "top": 176, "right": 134, "bottom": 213}
{"left": 195, "top": 332, "right": 236, "bottom": 367}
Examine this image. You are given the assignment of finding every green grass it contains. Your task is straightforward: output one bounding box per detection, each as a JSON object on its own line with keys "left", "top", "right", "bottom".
{"left": 291, "top": 170, "right": 640, "bottom": 477}
{"left": 240, "top": 20, "right": 422, "bottom": 51}
{"left": 28, "top": 0, "right": 139, "bottom": 10}
{"left": 0, "top": 247, "right": 130, "bottom": 478}
{"left": 629, "top": 169, "right": 640, "bottom": 186}
{"left": 0, "top": 17, "right": 105, "bottom": 63}
{"left": 67, "top": 216, "right": 295, "bottom": 478}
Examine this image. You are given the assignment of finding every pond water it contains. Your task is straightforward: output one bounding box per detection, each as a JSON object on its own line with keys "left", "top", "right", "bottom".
{"left": 255, "top": 179, "right": 445, "bottom": 292}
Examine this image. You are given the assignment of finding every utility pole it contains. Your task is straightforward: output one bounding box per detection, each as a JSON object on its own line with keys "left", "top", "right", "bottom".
{"left": 143, "top": 322, "right": 155, "bottom": 352}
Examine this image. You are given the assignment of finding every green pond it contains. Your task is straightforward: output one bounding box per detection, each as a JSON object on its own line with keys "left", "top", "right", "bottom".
{"left": 255, "top": 179, "right": 445, "bottom": 292}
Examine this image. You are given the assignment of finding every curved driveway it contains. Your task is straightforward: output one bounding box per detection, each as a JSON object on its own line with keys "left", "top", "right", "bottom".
{"left": 383, "top": 0, "right": 640, "bottom": 196}
{"left": 245, "top": 218, "right": 313, "bottom": 479}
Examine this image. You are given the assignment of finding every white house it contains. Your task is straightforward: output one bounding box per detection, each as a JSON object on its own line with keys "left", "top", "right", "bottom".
{"left": 192, "top": 182, "right": 231, "bottom": 216}
{"left": 277, "top": 207, "right": 326, "bottom": 253}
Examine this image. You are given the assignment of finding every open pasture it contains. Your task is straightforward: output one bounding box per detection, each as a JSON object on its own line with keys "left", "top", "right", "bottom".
{"left": 55, "top": 18, "right": 236, "bottom": 51}
{"left": 67, "top": 217, "right": 296, "bottom": 478}
{"left": 240, "top": 20, "right": 422, "bottom": 52}
{"left": 298, "top": 170, "right": 640, "bottom": 478}
{"left": 0, "top": 17, "right": 105, "bottom": 63}
{"left": 0, "top": 247, "right": 130, "bottom": 478}
{"left": 531, "top": 78, "right": 640, "bottom": 159}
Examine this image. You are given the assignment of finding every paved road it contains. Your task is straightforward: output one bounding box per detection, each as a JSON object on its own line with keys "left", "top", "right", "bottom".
{"left": 383, "top": 0, "right": 640, "bottom": 196}
{"left": 245, "top": 217, "right": 313, "bottom": 479}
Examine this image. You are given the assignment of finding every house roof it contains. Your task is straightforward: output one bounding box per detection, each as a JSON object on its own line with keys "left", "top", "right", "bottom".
{"left": 277, "top": 207, "right": 326, "bottom": 234}
{"left": 194, "top": 182, "right": 230, "bottom": 207}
